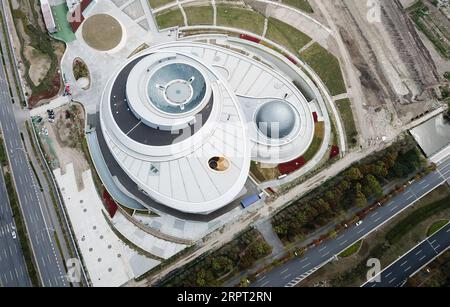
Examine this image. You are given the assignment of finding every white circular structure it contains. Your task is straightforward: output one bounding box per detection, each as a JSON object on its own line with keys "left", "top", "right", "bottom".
{"left": 255, "top": 100, "right": 299, "bottom": 139}
{"left": 99, "top": 41, "right": 317, "bottom": 214}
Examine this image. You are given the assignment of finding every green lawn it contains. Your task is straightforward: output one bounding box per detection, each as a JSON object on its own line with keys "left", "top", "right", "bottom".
{"left": 0, "top": 137, "right": 6, "bottom": 164}
{"left": 339, "top": 240, "right": 362, "bottom": 258}
{"left": 335, "top": 98, "right": 358, "bottom": 148}
{"left": 155, "top": 8, "right": 185, "bottom": 29}
{"left": 303, "top": 122, "right": 324, "bottom": 161}
{"left": 149, "top": 0, "right": 174, "bottom": 9}
{"left": 300, "top": 43, "right": 347, "bottom": 96}
{"left": 282, "top": 0, "right": 314, "bottom": 13}
{"left": 386, "top": 195, "right": 450, "bottom": 244}
{"left": 427, "top": 220, "right": 448, "bottom": 236}
{"left": 216, "top": 5, "right": 265, "bottom": 35}
{"left": 184, "top": 5, "right": 213, "bottom": 25}
{"left": 265, "top": 17, "right": 312, "bottom": 54}
{"left": 51, "top": 4, "right": 76, "bottom": 43}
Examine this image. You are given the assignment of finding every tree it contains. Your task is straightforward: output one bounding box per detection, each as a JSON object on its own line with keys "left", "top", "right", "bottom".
{"left": 345, "top": 167, "right": 363, "bottom": 181}
{"left": 211, "top": 256, "right": 233, "bottom": 277}
{"left": 372, "top": 161, "right": 388, "bottom": 178}
{"left": 363, "top": 175, "right": 383, "bottom": 198}
{"left": 354, "top": 183, "right": 367, "bottom": 207}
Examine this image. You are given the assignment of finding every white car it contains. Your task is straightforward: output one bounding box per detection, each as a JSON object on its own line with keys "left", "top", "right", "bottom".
{"left": 355, "top": 221, "right": 363, "bottom": 227}
{"left": 11, "top": 231, "right": 17, "bottom": 239}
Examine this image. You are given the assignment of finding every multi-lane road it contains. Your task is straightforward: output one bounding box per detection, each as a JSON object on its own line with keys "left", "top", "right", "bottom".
{"left": 252, "top": 156, "right": 450, "bottom": 287}
{"left": 0, "top": 167, "right": 31, "bottom": 286}
{"left": 363, "top": 222, "right": 450, "bottom": 287}
{"left": 0, "top": 49, "right": 68, "bottom": 286}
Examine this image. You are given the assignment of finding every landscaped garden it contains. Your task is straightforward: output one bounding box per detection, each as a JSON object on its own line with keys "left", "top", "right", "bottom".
{"left": 148, "top": 0, "right": 174, "bottom": 9}
{"left": 427, "top": 220, "right": 448, "bottom": 236}
{"left": 265, "top": 17, "right": 312, "bottom": 54}
{"left": 184, "top": 4, "right": 214, "bottom": 25}
{"left": 216, "top": 4, "right": 265, "bottom": 35}
{"left": 283, "top": 0, "right": 314, "bottom": 13}
{"left": 338, "top": 240, "right": 362, "bottom": 258}
{"left": 300, "top": 43, "right": 347, "bottom": 96}
{"left": 155, "top": 8, "right": 185, "bottom": 29}
{"left": 336, "top": 98, "right": 358, "bottom": 148}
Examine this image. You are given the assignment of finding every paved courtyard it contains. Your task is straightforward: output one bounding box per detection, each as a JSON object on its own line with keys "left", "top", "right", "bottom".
{"left": 54, "top": 164, "right": 160, "bottom": 286}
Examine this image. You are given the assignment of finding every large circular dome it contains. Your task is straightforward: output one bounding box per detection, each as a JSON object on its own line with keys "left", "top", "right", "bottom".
{"left": 255, "top": 100, "right": 297, "bottom": 139}
{"left": 148, "top": 63, "right": 207, "bottom": 114}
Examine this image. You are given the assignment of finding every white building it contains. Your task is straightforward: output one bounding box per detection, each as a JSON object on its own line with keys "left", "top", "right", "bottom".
{"left": 40, "top": 0, "right": 57, "bottom": 33}
{"left": 66, "top": 0, "right": 81, "bottom": 12}
{"left": 99, "top": 42, "right": 315, "bottom": 215}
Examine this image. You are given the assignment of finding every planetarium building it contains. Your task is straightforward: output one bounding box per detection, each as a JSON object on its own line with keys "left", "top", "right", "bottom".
{"left": 99, "top": 42, "right": 314, "bottom": 215}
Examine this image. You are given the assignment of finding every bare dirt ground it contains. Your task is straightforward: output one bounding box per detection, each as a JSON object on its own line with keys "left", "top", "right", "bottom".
{"left": 38, "top": 103, "right": 89, "bottom": 190}
{"left": 342, "top": 0, "right": 440, "bottom": 102}
{"left": 24, "top": 46, "right": 51, "bottom": 86}
{"left": 311, "top": 0, "right": 443, "bottom": 146}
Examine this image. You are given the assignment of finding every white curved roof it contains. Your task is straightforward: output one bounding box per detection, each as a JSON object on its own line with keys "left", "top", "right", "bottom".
{"left": 154, "top": 42, "right": 315, "bottom": 164}
{"left": 100, "top": 48, "right": 251, "bottom": 214}
{"left": 99, "top": 41, "right": 315, "bottom": 214}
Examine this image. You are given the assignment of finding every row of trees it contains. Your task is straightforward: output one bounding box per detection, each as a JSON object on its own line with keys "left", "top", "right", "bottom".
{"left": 162, "top": 229, "right": 272, "bottom": 287}
{"left": 272, "top": 136, "right": 425, "bottom": 243}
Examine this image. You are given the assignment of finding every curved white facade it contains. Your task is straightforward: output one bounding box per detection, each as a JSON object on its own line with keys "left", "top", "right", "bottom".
{"left": 99, "top": 42, "right": 315, "bottom": 214}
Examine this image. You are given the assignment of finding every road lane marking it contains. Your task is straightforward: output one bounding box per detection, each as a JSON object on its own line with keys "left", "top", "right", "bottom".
{"left": 283, "top": 273, "right": 292, "bottom": 280}
{"left": 302, "top": 263, "right": 311, "bottom": 269}
{"left": 419, "top": 255, "right": 426, "bottom": 261}
{"left": 321, "top": 251, "right": 330, "bottom": 258}
{"left": 415, "top": 250, "right": 422, "bottom": 256}
{"left": 298, "top": 257, "right": 309, "bottom": 263}
{"left": 400, "top": 260, "right": 408, "bottom": 267}
{"left": 281, "top": 268, "right": 289, "bottom": 275}
{"left": 357, "top": 227, "right": 366, "bottom": 234}
{"left": 339, "top": 240, "right": 348, "bottom": 246}
{"left": 385, "top": 272, "right": 392, "bottom": 278}
{"left": 404, "top": 266, "right": 411, "bottom": 272}
{"left": 388, "top": 277, "right": 396, "bottom": 284}
{"left": 319, "top": 246, "right": 327, "bottom": 252}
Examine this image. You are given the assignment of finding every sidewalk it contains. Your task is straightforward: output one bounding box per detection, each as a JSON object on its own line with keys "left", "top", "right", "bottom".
{"left": 30, "top": 95, "right": 70, "bottom": 117}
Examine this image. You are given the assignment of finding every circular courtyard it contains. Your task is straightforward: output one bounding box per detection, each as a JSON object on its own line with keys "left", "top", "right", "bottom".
{"left": 82, "top": 14, "right": 123, "bottom": 51}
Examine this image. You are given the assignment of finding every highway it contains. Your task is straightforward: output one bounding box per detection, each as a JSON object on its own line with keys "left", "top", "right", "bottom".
{"left": 0, "top": 167, "right": 31, "bottom": 286}
{"left": 363, "top": 222, "right": 450, "bottom": 287}
{"left": 0, "top": 51, "right": 68, "bottom": 286}
{"left": 251, "top": 156, "right": 450, "bottom": 287}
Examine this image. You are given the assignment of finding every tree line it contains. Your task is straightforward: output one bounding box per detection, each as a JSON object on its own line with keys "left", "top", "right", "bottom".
{"left": 272, "top": 136, "right": 425, "bottom": 243}
{"left": 161, "top": 229, "right": 272, "bottom": 287}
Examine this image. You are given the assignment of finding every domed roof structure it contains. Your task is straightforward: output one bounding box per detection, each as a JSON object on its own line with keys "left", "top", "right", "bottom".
{"left": 148, "top": 63, "right": 207, "bottom": 114}
{"left": 255, "top": 100, "right": 297, "bottom": 139}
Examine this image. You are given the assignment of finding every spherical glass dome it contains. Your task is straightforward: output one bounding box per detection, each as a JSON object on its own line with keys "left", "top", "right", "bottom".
{"left": 255, "top": 100, "right": 297, "bottom": 139}
{"left": 148, "top": 63, "right": 207, "bottom": 114}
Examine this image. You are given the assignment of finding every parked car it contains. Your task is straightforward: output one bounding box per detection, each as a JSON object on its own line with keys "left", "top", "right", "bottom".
{"left": 355, "top": 221, "right": 363, "bottom": 227}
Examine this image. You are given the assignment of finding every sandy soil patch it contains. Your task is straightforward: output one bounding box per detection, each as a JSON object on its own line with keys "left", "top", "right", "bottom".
{"left": 38, "top": 103, "right": 89, "bottom": 190}
{"left": 24, "top": 46, "right": 51, "bottom": 86}
{"left": 82, "top": 14, "right": 123, "bottom": 51}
